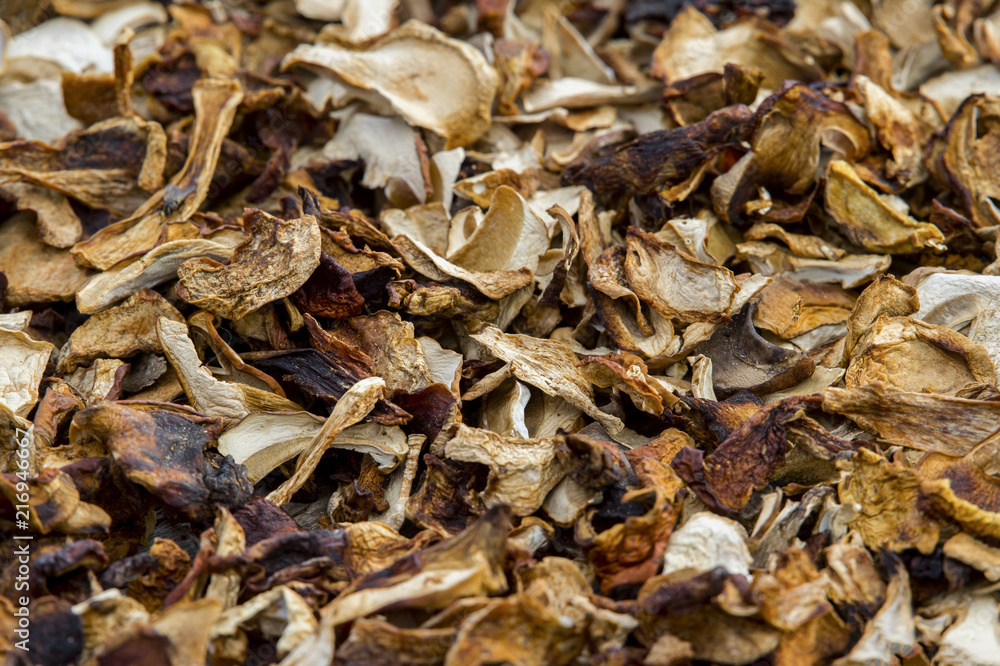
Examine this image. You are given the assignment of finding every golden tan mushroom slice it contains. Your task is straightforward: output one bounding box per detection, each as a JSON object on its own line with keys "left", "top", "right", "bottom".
{"left": 56, "top": 290, "right": 184, "bottom": 373}
{"left": 176, "top": 206, "right": 321, "bottom": 321}
{"left": 71, "top": 78, "right": 243, "bottom": 270}
{"left": 75, "top": 235, "right": 241, "bottom": 314}
{"left": 838, "top": 448, "right": 941, "bottom": 554}
{"left": 822, "top": 384, "right": 1000, "bottom": 456}
{"left": 625, "top": 227, "right": 739, "bottom": 324}
{"left": 651, "top": 5, "right": 810, "bottom": 88}
{"left": 443, "top": 423, "right": 566, "bottom": 516}
{"left": 0, "top": 212, "right": 92, "bottom": 306}
{"left": 854, "top": 75, "right": 931, "bottom": 186}
{"left": 824, "top": 160, "right": 945, "bottom": 254}
{"left": 845, "top": 316, "right": 995, "bottom": 395}
{"left": 315, "top": 507, "right": 510, "bottom": 629}
{"left": 445, "top": 558, "right": 636, "bottom": 665}
{"left": 0, "top": 326, "right": 54, "bottom": 418}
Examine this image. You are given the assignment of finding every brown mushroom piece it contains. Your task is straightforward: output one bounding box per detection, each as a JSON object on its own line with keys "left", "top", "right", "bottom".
{"left": 695, "top": 300, "right": 816, "bottom": 398}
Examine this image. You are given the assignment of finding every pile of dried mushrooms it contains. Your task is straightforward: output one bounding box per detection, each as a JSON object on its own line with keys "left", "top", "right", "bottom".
{"left": 5, "top": 0, "right": 1000, "bottom": 664}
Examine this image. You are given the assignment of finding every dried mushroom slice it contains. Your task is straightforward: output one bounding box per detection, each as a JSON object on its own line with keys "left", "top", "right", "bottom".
{"left": 824, "top": 160, "right": 945, "bottom": 254}
{"left": 75, "top": 235, "right": 241, "bottom": 314}
{"left": 282, "top": 21, "right": 499, "bottom": 148}
{"left": 845, "top": 316, "right": 996, "bottom": 394}
{"left": 822, "top": 384, "right": 1000, "bottom": 456}
{"left": 0, "top": 115, "right": 166, "bottom": 217}
{"left": 561, "top": 104, "right": 752, "bottom": 198}
{"left": 176, "top": 205, "right": 321, "bottom": 320}
{"left": 392, "top": 233, "right": 534, "bottom": 300}
{"left": 0, "top": 327, "right": 54, "bottom": 418}
{"left": 322, "top": 112, "right": 431, "bottom": 205}
{"left": 753, "top": 277, "right": 855, "bottom": 340}
{"left": 671, "top": 394, "right": 821, "bottom": 512}
{"left": 661, "top": 512, "right": 752, "bottom": 576}
{"left": 842, "top": 274, "right": 920, "bottom": 366}
{"left": 0, "top": 467, "right": 110, "bottom": 535}
{"left": 318, "top": 507, "right": 509, "bottom": 628}
{"left": 0, "top": 212, "right": 92, "bottom": 306}
{"left": 854, "top": 75, "right": 932, "bottom": 187}
{"left": 743, "top": 223, "right": 846, "bottom": 261}
{"left": 833, "top": 555, "right": 918, "bottom": 664}
{"left": 838, "top": 448, "right": 940, "bottom": 554}
{"left": 941, "top": 95, "right": 1000, "bottom": 228}
{"left": 712, "top": 83, "right": 869, "bottom": 226}
{"left": 471, "top": 325, "right": 624, "bottom": 434}
{"left": 57, "top": 290, "right": 184, "bottom": 373}
{"left": 70, "top": 401, "right": 250, "bottom": 522}
{"left": 71, "top": 78, "right": 243, "bottom": 270}
{"left": 443, "top": 423, "right": 565, "bottom": 516}
{"left": 934, "top": 595, "right": 1000, "bottom": 665}
{"left": 695, "top": 300, "right": 815, "bottom": 398}
{"left": 625, "top": 227, "right": 740, "bottom": 324}
{"left": 447, "top": 186, "right": 551, "bottom": 277}
{"left": 157, "top": 317, "right": 300, "bottom": 423}
{"left": 266, "top": 376, "right": 386, "bottom": 506}
{"left": 651, "top": 6, "right": 816, "bottom": 88}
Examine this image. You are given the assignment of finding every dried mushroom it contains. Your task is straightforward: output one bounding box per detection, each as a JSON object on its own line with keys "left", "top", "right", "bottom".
{"left": 4, "top": 2, "right": 1000, "bottom": 664}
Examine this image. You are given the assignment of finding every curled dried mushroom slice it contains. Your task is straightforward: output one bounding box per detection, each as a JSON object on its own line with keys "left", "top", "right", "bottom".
{"left": 283, "top": 21, "right": 499, "bottom": 148}
{"left": 176, "top": 204, "right": 321, "bottom": 320}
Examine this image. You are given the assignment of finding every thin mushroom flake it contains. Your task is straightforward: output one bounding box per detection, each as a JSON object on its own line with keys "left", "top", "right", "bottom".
{"left": 9, "top": 1, "right": 1000, "bottom": 663}
{"left": 176, "top": 204, "right": 322, "bottom": 320}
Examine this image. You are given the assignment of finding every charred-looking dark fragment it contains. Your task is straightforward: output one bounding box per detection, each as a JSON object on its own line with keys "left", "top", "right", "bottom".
{"left": 71, "top": 403, "right": 250, "bottom": 522}
{"left": 671, "top": 394, "right": 822, "bottom": 512}
{"left": 662, "top": 63, "right": 763, "bottom": 126}
{"left": 251, "top": 349, "right": 412, "bottom": 425}
{"left": 393, "top": 384, "right": 457, "bottom": 443}
{"left": 25, "top": 597, "right": 85, "bottom": 666}
{"left": 290, "top": 252, "right": 365, "bottom": 318}
{"left": 406, "top": 455, "right": 483, "bottom": 536}
{"left": 561, "top": 104, "right": 753, "bottom": 196}
{"left": 696, "top": 300, "right": 815, "bottom": 398}
{"left": 240, "top": 528, "right": 349, "bottom": 592}
{"left": 232, "top": 495, "right": 302, "bottom": 547}
{"left": 680, "top": 390, "right": 763, "bottom": 445}
{"left": 557, "top": 431, "right": 629, "bottom": 490}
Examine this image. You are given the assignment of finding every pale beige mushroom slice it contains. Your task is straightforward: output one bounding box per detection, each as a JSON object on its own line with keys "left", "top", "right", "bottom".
{"left": 282, "top": 21, "right": 499, "bottom": 148}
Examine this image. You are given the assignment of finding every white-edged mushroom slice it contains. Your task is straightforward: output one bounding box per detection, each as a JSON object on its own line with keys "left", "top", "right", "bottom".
{"left": 282, "top": 21, "right": 499, "bottom": 148}
{"left": 471, "top": 324, "right": 624, "bottom": 434}
{"left": 522, "top": 77, "right": 660, "bottom": 113}
{"left": 156, "top": 317, "right": 301, "bottom": 424}
{"left": 75, "top": 235, "right": 241, "bottom": 314}
{"left": 212, "top": 586, "right": 318, "bottom": 661}
{"left": 219, "top": 413, "right": 407, "bottom": 484}
{"left": 834, "top": 559, "right": 917, "bottom": 666}
{"left": 0, "top": 328, "right": 54, "bottom": 418}
{"left": 323, "top": 112, "right": 431, "bottom": 204}
{"left": 662, "top": 512, "right": 751, "bottom": 576}
{"left": 541, "top": 5, "right": 615, "bottom": 83}
{"left": 266, "top": 377, "right": 386, "bottom": 506}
